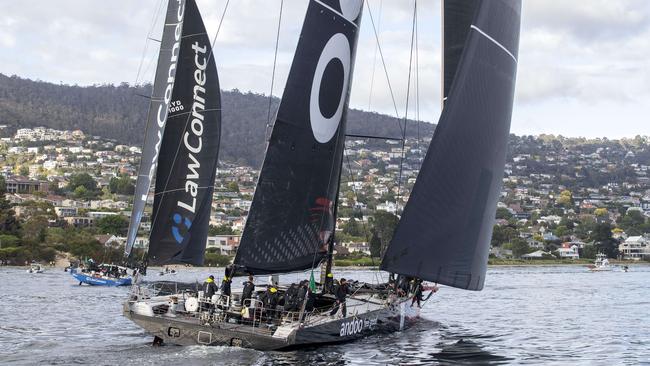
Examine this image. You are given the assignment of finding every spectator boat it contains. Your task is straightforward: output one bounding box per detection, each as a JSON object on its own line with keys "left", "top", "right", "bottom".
{"left": 71, "top": 264, "right": 132, "bottom": 286}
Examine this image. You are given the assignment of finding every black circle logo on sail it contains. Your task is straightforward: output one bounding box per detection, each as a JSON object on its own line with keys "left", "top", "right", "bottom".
{"left": 309, "top": 33, "right": 351, "bottom": 143}
{"left": 319, "top": 58, "right": 345, "bottom": 119}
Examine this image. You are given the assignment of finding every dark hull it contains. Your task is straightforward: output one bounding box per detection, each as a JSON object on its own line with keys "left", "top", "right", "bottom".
{"left": 124, "top": 300, "right": 416, "bottom": 350}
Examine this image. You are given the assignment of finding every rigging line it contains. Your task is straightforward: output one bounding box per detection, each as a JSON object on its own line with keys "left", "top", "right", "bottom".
{"left": 154, "top": 185, "right": 218, "bottom": 196}
{"left": 365, "top": 0, "right": 403, "bottom": 135}
{"left": 126, "top": 0, "right": 166, "bottom": 257}
{"left": 308, "top": 126, "right": 345, "bottom": 272}
{"left": 367, "top": 0, "right": 383, "bottom": 111}
{"left": 415, "top": 4, "right": 422, "bottom": 164}
{"left": 134, "top": 0, "right": 166, "bottom": 86}
{"left": 148, "top": 0, "right": 230, "bottom": 238}
{"left": 346, "top": 133, "right": 401, "bottom": 141}
{"left": 343, "top": 144, "right": 382, "bottom": 286}
{"left": 395, "top": 0, "right": 417, "bottom": 207}
{"left": 266, "top": 0, "right": 284, "bottom": 138}
{"left": 205, "top": 0, "right": 231, "bottom": 65}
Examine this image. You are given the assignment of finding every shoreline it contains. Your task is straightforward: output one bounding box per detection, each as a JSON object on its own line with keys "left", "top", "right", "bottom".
{"left": 5, "top": 261, "right": 648, "bottom": 271}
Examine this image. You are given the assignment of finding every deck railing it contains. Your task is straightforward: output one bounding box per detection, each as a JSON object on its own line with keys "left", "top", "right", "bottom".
{"left": 129, "top": 281, "right": 404, "bottom": 333}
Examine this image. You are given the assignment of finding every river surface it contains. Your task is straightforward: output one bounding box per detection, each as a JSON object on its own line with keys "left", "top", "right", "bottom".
{"left": 1, "top": 265, "right": 649, "bottom": 365}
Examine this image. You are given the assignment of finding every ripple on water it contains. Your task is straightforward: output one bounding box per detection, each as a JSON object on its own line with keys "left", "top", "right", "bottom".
{"left": 2, "top": 265, "right": 650, "bottom": 365}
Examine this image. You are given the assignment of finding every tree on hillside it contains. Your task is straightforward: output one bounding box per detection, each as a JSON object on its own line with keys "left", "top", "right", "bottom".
{"left": 74, "top": 186, "right": 93, "bottom": 199}
{"left": 95, "top": 215, "right": 129, "bottom": 236}
{"left": 618, "top": 210, "right": 649, "bottom": 236}
{"left": 109, "top": 175, "right": 135, "bottom": 195}
{"left": 0, "top": 177, "right": 19, "bottom": 235}
{"left": 369, "top": 232, "right": 382, "bottom": 258}
{"left": 370, "top": 211, "right": 399, "bottom": 256}
{"left": 594, "top": 208, "right": 608, "bottom": 217}
{"left": 505, "top": 238, "right": 532, "bottom": 258}
{"left": 556, "top": 190, "right": 573, "bottom": 208}
{"left": 491, "top": 225, "right": 517, "bottom": 247}
{"left": 21, "top": 216, "right": 48, "bottom": 243}
{"left": 590, "top": 222, "right": 619, "bottom": 258}
{"left": 208, "top": 224, "right": 235, "bottom": 235}
{"left": 227, "top": 181, "right": 240, "bottom": 193}
{"left": 580, "top": 244, "right": 598, "bottom": 259}
{"left": 67, "top": 173, "right": 99, "bottom": 196}
{"left": 495, "top": 207, "right": 513, "bottom": 220}
{"left": 342, "top": 218, "right": 365, "bottom": 237}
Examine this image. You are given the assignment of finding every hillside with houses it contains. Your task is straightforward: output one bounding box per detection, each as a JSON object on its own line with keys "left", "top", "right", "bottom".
{"left": 0, "top": 124, "right": 649, "bottom": 266}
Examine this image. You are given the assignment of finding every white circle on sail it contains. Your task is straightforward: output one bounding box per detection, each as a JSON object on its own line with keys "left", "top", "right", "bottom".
{"left": 339, "top": 0, "right": 362, "bottom": 22}
{"left": 309, "top": 33, "right": 350, "bottom": 144}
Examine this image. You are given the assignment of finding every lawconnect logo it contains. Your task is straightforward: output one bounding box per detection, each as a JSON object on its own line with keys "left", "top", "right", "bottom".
{"left": 172, "top": 213, "right": 192, "bottom": 244}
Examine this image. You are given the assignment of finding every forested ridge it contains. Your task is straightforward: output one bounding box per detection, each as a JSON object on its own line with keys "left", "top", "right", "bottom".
{"left": 0, "top": 73, "right": 435, "bottom": 167}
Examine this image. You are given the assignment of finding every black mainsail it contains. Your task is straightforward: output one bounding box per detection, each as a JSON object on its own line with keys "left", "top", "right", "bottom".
{"left": 381, "top": 0, "right": 521, "bottom": 291}
{"left": 125, "top": 0, "right": 186, "bottom": 256}
{"left": 442, "top": 0, "right": 480, "bottom": 105}
{"left": 147, "top": 0, "right": 221, "bottom": 265}
{"left": 234, "top": 0, "right": 363, "bottom": 275}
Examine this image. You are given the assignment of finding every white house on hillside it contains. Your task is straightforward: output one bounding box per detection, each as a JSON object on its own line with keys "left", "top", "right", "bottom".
{"left": 619, "top": 236, "right": 649, "bottom": 260}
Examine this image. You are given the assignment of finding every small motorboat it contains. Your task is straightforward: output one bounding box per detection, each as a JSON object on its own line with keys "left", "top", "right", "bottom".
{"left": 27, "top": 263, "right": 45, "bottom": 274}
{"left": 588, "top": 254, "right": 614, "bottom": 272}
{"left": 71, "top": 264, "right": 132, "bottom": 286}
{"left": 158, "top": 267, "right": 177, "bottom": 276}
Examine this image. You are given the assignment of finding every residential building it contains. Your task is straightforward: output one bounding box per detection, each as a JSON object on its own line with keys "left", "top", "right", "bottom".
{"left": 618, "top": 235, "right": 650, "bottom": 260}
{"left": 4, "top": 177, "right": 49, "bottom": 194}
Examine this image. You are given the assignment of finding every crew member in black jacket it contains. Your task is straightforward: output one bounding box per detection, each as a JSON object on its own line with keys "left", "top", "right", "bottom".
{"left": 241, "top": 275, "right": 255, "bottom": 306}
{"left": 329, "top": 278, "right": 350, "bottom": 317}
{"left": 202, "top": 275, "right": 217, "bottom": 312}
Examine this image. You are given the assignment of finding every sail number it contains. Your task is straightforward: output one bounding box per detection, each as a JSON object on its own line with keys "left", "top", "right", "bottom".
{"left": 169, "top": 100, "right": 184, "bottom": 113}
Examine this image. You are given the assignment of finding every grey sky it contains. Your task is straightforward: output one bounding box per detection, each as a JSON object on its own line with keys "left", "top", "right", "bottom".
{"left": 1, "top": 0, "right": 649, "bottom": 138}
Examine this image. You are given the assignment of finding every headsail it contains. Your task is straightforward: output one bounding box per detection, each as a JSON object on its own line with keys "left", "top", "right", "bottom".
{"left": 442, "top": 0, "right": 480, "bottom": 105}
{"left": 125, "top": 0, "right": 186, "bottom": 257}
{"left": 147, "top": 0, "right": 221, "bottom": 265}
{"left": 381, "top": 0, "right": 521, "bottom": 291}
{"left": 234, "top": 0, "right": 363, "bottom": 275}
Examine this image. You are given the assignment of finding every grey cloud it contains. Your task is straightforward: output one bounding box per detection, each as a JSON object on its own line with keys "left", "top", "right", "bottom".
{"left": 524, "top": 0, "right": 650, "bottom": 41}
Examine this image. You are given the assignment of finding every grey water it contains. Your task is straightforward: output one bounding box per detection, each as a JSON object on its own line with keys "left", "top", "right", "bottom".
{"left": 1, "top": 265, "right": 649, "bottom": 365}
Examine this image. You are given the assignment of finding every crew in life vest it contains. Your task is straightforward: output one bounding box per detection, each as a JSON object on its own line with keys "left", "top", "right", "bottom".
{"left": 202, "top": 275, "right": 217, "bottom": 312}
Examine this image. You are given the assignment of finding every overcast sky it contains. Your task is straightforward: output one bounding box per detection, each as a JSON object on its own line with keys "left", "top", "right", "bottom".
{"left": 1, "top": 0, "right": 649, "bottom": 138}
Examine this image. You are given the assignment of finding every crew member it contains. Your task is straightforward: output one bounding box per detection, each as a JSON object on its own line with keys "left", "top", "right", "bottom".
{"left": 330, "top": 278, "right": 350, "bottom": 317}
{"left": 203, "top": 275, "right": 217, "bottom": 312}
{"left": 411, "top": 279, "right": 424, "bottom": 308}
{"left": 241, "top": 275, "right": 255, "bottom": 306}
{"left": 283, "top": 283, "right": 299, "bottom": 312}
{"left": 262, "top": 285, "right": 279, "bottom": 320}
{"left": 220, "top": 276, "right": 232, "bottom": 297}
{"left": 324, "top": 272, "right": 334, "bottom": 293}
